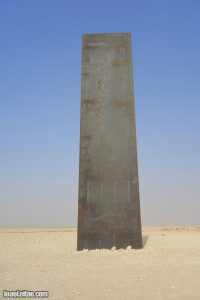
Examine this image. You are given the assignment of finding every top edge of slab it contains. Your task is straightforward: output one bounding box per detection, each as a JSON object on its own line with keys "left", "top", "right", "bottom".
{"left": 82, "top": 32, "right": 131, "bottom": 38}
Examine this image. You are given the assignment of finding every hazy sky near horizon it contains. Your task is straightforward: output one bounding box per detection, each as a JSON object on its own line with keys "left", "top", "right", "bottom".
{"left": 0, "top": 0, "right": 200, "bottom": 227}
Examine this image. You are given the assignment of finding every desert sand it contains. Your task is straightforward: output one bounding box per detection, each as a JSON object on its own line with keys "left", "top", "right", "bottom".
{"left": 0, "top": 227, "right": 200, "bottom": 300}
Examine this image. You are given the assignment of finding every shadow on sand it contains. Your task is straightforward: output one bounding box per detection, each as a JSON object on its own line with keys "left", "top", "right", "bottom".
{"left": 142, "top": 235, "right": 149, "bottom": 248}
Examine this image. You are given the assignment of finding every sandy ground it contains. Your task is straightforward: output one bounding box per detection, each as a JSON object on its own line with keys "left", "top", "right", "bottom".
{"left": 0, "top": 227, "right": 200, "bottom": 300}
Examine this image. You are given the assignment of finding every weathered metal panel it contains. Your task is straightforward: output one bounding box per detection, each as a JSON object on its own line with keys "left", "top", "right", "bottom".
{"left": 77, "top": 33, "right": 142, "bottom": 250}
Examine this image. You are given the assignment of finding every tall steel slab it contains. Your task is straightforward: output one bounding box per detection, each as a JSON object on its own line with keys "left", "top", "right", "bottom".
{"left": 77, "top": 33, "right": 142, "bottom": 250}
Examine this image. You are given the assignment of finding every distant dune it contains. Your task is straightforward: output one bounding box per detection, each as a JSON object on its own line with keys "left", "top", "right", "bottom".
{"left": 0, "top": 227, "right": 200, "bottom": 300}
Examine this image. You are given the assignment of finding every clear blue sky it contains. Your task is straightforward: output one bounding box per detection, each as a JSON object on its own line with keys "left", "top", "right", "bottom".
{"left": 0, "top": 0, "right": 199, "bottom": 227}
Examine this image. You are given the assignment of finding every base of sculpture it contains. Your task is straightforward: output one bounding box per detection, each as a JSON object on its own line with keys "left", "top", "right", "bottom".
{"left": 77, "top": 33, "right": 142, "bottom": 250}
{"left": 78, "top": 238, "right": 142, "bottom": 251}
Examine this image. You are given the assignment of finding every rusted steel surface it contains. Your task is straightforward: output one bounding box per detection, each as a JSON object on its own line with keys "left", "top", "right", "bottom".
{"left": 77, "top": 33, "right": 142, "bottom": 250}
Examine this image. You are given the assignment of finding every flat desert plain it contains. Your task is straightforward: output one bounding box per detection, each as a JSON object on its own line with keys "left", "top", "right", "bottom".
{"left": 0, "top": 227, "right": 200, "bottom": 300}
